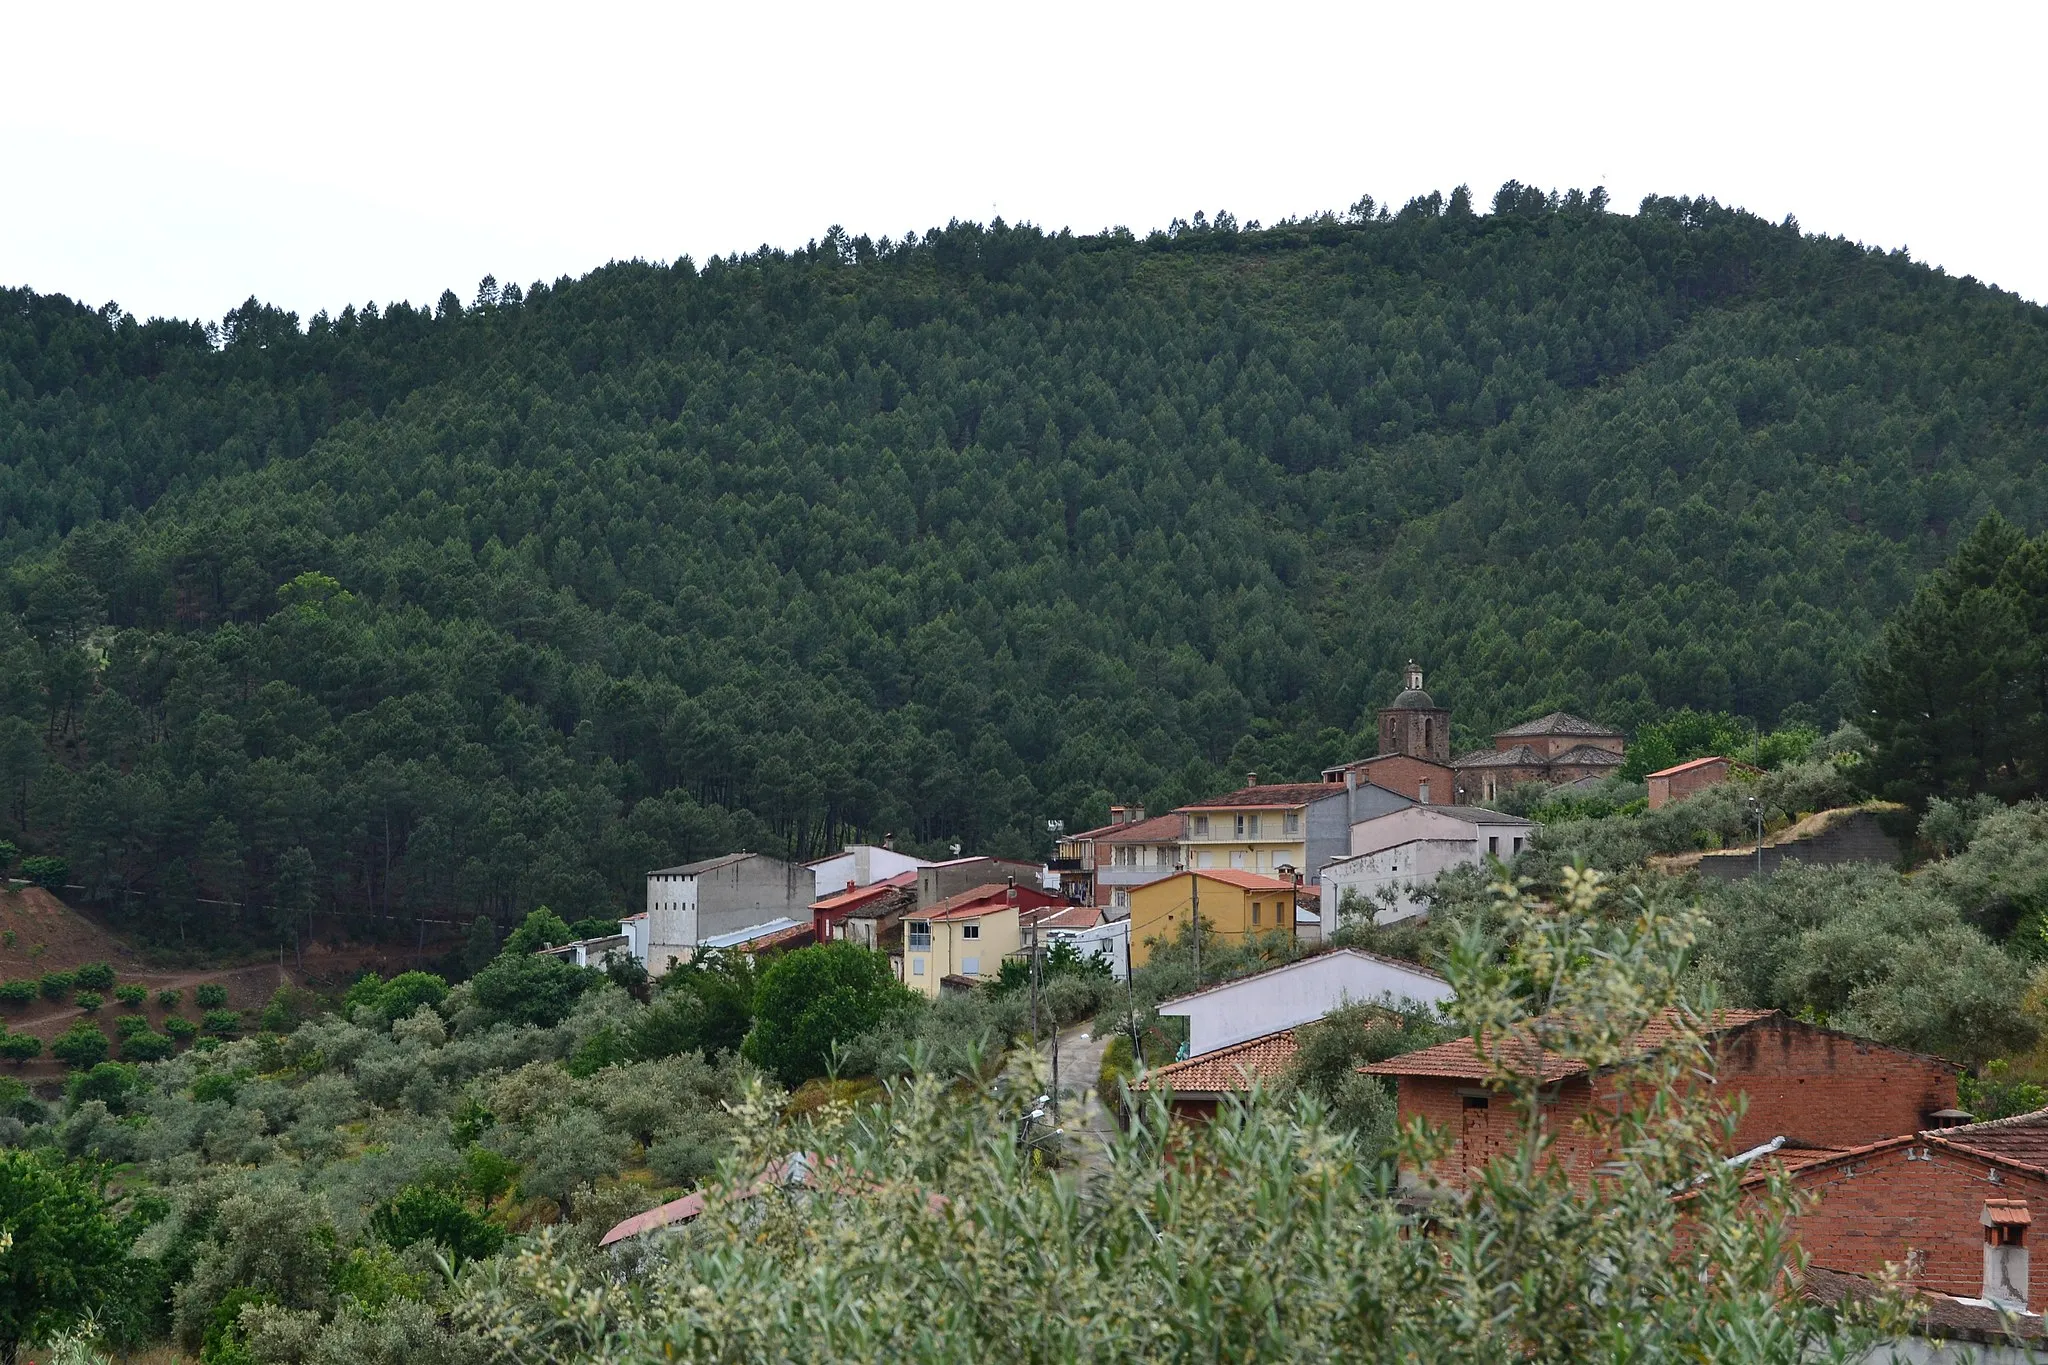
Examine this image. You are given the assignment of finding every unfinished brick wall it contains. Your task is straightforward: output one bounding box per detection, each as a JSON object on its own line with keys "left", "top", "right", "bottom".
{"left": 1394, "top": 1018, "right": 1958, "bottom": 1191}
{"left": 1782, "top": 1145, "right": 2048, "bottom": 1307}
{"left": 1695, "top": 811, "right": 1904, "bottom": 881}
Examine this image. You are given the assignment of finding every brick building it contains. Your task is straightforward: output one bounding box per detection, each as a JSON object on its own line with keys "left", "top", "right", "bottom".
{"left": 1364, "top": 1010, "right": 1961, "bottom": 1192}
{"left": 1750, "top": 1116, "right": 2048, "bottom": 1312}
{"left": 1323, "top": 661, "right": 1456, "bottom": 804}
{"left": 1645, "top": 754, "right": 1759, "bottom": 810}
{"left": 1134, "top": 1026, "right": 1300, "bottom": 1123}
{"left": 1451, "top": 712, "right": 1627, "bottom": 804}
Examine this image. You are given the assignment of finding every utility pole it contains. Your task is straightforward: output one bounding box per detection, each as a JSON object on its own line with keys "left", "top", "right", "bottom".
{"left": 1749, "top": 796, "right": 1765, "bottom": 877}
{"left": 1189, "top": 873, "right": 1201, "bottom": 988}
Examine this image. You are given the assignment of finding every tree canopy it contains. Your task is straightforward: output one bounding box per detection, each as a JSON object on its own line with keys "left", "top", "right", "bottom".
{"left": 2, "top": 186, "right": 2045, "bottom": 943}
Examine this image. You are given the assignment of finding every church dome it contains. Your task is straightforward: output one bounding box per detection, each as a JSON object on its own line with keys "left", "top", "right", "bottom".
{"left": 1384, "top": 660, "right": 1439, "bottom": 710}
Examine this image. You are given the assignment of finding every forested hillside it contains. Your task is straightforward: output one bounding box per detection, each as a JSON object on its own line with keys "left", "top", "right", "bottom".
{"left": 3, "top": 185, "right": 2046, "bottom": 942}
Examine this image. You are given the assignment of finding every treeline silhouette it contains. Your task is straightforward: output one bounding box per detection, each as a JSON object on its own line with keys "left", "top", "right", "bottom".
{"left": 2, "top": 183, "right": 2044, "bottom": 946}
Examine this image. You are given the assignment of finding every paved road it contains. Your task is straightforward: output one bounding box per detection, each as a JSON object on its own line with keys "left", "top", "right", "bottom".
{"left": 1039, "top": 1022, "right": 1119, "bottom": 1174}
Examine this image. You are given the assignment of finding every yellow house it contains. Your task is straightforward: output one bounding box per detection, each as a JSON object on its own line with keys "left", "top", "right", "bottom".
{"left": 1126, "top": 870, "right": 1301, "bottom": 969}
{"left": 900, "top": 886, "right": 1026, "bottom": 997}
{"left": 1176, "top": 780, "right": 1373, "bottom": 880}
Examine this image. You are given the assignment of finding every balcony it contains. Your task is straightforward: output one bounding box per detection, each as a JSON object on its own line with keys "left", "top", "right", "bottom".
{"left": 1046, "top": 857, "right": 1088, "bottom": 873}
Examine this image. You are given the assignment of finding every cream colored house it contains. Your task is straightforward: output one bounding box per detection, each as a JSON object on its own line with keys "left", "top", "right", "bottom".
{"left": 898, "top": 882, "right": 1060, "bottom": 997}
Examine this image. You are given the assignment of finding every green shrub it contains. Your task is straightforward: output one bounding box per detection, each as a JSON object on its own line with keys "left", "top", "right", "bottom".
{"left": 163, "top": 1015, "right": 197, "bottom": 1040}
{"left": 49, "top": 1023, "right": 109, "bottom": 1069}
{"left": 194, "top": 983, "right": 229, "bottom": 1009}
{"left": 72, "top": 962, "right": 115, "bottom": 991}
{"left": 156, "top": 987, "right": 183, "bottom": 1009}
{"left": 65, "top": 1061, "right": 141, "bottom": 1113}
{"left": 121, "top": 1030, "right": 175, "bottom": 1062}
{"left": 344, "top": 970, "right": 448, "bottom": 1022}
{"left": 744, "top": 941, "right": 917, "bottom": 1086}
{"left": 0, "top": 1031, "right": 42, "bottom": 1063}
{"left": 20, "top": 853, "right": 68, "bottom": 889}
{"left": 0, "top": 979, "right": 33, "bottom": 1007}
{"left": 370, "top": 1184, "right": 505, "bottom": 1266}
{"left": 467, "top": 952, "right": 595, "bottom": 1029}
{"left": 191, "top": 1070, "right": 242, "bottom": 1104}
{"left": 113, "top": 983, "right": 147, "bottom": 1008}
{"left": 114, "top": 1013, "right": 153, "bottom": 1040}
{"left": 74, "top": 991, "right": 103, "bottom": 1014}
{"left": 39, "top": 971, "right": 76, "bottom": 1001}
{"left": 201, "top": 1008, "right": 242, "bottom": 1037}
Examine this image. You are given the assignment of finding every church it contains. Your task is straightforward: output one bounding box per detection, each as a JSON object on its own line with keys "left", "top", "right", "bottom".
{"left": 1323, "top": 662, "right": 1626, "bottom": 805}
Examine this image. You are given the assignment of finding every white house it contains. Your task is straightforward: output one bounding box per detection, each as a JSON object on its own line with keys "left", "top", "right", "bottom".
{"left": 642, "top": 852, "right": 815, "bottom": 974}
{"left": 1323, "top": 807, "right": 1536, "bottom": 926}
{"left": 1155, "top": 947, "right": 1456, "bottom": 1056}
{"left": 1032, "top": 906, "right": 1132, "bottom": 982}
{"left": 804, "top": 843, "right": 932, "bottom": 897}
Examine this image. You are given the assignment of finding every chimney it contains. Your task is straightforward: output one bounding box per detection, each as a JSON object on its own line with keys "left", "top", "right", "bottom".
{"left": 1246, "top": 772, "right": 1258, "bottom": 789}
{"left": 882, "top": 831, "right": 895, "bottom": 850}
{"left": 1110, "top": 805, "right": 1127, "bottom": 826}
{"left": 1345, "top": 769, "right": 1357, "bottom": 829}
{"left": 1130, "top": 804, "right": 1145, "bottom": 823}
{"left": 1983, "top": 1199, "right": 2032, "bottom": 1310}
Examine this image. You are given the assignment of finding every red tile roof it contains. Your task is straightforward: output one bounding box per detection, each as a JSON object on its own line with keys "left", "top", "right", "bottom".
{"left": 1024, "top": 904, "right": 1104, "bottom": 931}
{"left": 810, "top": 881, "right": 900, "bottom": 913}
{"left": 916, "top": 882, "right": 1062, "bottom": 922}
{"left": 1135, "top": 1028, "right": 1299, "bottom": 1095}
{"left": 1362, "top": 1008, "right": 1778, "bottom": 1082}
{"left": 1178, "top": 782, "right": 1346, "bottom": 811}
{"left": 1177, "top": 869, "right": 1300, "bottom": 893}
{"left": 1923, "top": 1106, "right": 2048, "bottom": 1169}
{"left": 1646, "top": 755, "right": 1735, "bottom": 779}
{"left": 1090, "top": 813, "right": 1186, "bottom": 844}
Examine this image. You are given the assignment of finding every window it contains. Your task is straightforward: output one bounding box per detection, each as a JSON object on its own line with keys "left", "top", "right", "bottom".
{"left": 1283, "top": 812, "right": 1300, "bottom": 835}
{"left": 1194, "top": 815, "right": 1210, "bottom": 837}
{"left": 962, "top": 956, "right": 981, "bottom": 976}
{"left": 1112, "top": 888, "right": 1131, "bottom": 910}
{"left": 1229, "top": 851, "right": 1246, "bottom": 870}
{"left": 1488, "top": 837, "right": 1499, "bottom": 855}
{"left": 961, "top": 923, "right": 980, "bottom": 940}
{"left": 1462, "top": 1095, "right": 1488, "bottom": 1110}
{"left": 1156, "top": 846, "right": 1174, "bottom": 867}
{"left": 908, "top": 921, "right": 931, "bottom": 950}
{"left": 1513, "top": 837, "right": 1524, "bottom": 854}
{"left": 1234, "top": 814, "right": 1246, "bottom": 838}
{"left": 1198, "top": 851, "right": 1215, "bottom": 869}
{"left": 1424, "top": 718, "right": 1433, "bottom": 752}
{"left": 1246, "top": 813, "right": 1261, "bottom": 838}
{"left": 1252, "top": 902, "right": 1261, "bottom": 926}
{"left": 912, "top": 958, "right": 926, "bottom": 975}
{"left": 1115, "top": 845, "right": 1137, "bottom": 867}
{"left": 1486, "top": 779, "right": 1497, "bottom": 801}
{"left": 1418, "top": 781, "right": 1431, "bottom": 805}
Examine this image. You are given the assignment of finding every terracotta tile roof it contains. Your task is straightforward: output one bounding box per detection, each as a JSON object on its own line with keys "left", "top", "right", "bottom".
{"left": 1024, "top": 904, "right": 1104, "bottom": 931}
{"left": 1178, "top": 782, "right": 1347, "bottom": 811}
{"left": 915, "top": 883, "right": 1062, "bottom": 922}
{"left": 1182, "top": 869, "right": 1299, "bottom": 892}
{"left": 810, "top": 882, "right": 900, "bottom": 913}
{"left": 1362, "top": 1008, "right": 1778, "bottom": 1082}
{"left": 1926, "top": 1106, "right": 2048, "bottom": 1169}
{"left": 1135, "top": 1028, "right": 1299, "bottom": 1095}
{"left": 1494, "top": 712, "right": 1624, "bottom": 739}
{"left": 1069, "top": 812, "right": 1185, "bottom": 843}
{"left": 1452, "top": 745, "right": 1543, "bottom": 768}
{"left": 1646, "top": 755, "right": 1735, "bottom": 779}
{"left": 1548, "top": 744, "right": 1627, "bottom": 767}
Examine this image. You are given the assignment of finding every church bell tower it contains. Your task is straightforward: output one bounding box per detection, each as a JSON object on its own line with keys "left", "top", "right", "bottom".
{"left": 1376, "top": 660, "right": 1452, "bottom": 763}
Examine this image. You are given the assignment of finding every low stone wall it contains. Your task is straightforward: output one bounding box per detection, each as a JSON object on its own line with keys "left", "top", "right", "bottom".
{"left": 1694, "top": 810, "right": 1903, "bottom": 881}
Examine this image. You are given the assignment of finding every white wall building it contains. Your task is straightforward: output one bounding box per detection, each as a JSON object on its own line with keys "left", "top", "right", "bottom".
{"left": 1156, "top": 948, "right": 1456, "bottom": 1056}
{"left": 1323, "top": 806, "right": 1536, "bottom": 927}
{"left": 1044, "top": 916, "right": 1131, "bottom": 982}
{"left": 805, "top": 843, "right": 932, "bottom": 898}
{"left": 643, "top": 852, "right": 815, "bottom": 974}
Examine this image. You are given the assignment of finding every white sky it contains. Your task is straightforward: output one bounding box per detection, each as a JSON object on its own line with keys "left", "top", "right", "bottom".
{"left": 4, "top": 1, "right": 2043, "bottom": 323}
